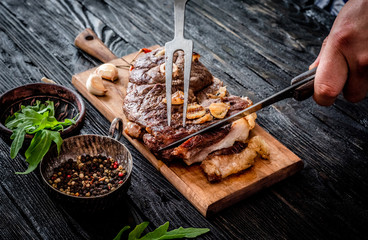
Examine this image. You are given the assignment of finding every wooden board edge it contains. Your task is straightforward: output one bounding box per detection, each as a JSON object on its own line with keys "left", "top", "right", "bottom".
{"left": 205, "top": 159, "right": 304, "bottom": 217}
{"left": 159, "top": 164, "right": 210, "bottom": 216}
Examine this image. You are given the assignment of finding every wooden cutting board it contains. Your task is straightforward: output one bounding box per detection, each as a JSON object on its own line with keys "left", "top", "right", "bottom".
{"left": 72, "top": 29, "right": 303, "bottom": 217}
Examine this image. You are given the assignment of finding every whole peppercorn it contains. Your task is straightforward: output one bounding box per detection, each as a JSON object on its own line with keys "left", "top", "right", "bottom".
{"left": 48, "top": 154, "right": 126, "bottom": 198}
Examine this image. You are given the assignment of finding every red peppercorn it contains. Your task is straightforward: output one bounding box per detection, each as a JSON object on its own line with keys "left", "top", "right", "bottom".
{"left": 113, "top": 165, "right": 118, "bottom": 169}
{"left": 118, "top": 172, "right": 124, "bottom": 177}
{"left": 118, "top": 180, "right": 123, "bottom": 184}
{"left": 67, "top": 175, "right": 71, "bottom": 178}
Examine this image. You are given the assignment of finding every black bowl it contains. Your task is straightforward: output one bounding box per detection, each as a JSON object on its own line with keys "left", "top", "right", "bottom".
{"left": 0, "top": 83, "right": 85, "bottom": 141}
{"left": 39, "top": 118, "right": 133, "bottom": 212}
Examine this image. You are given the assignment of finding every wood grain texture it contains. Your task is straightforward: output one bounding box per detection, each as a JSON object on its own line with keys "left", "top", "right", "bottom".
{"left": 0, "top": 0, "right": 367, "bottom": 239}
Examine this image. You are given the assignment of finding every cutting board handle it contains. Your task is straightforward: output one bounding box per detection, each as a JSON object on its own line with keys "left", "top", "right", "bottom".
{"left": 74, "top": 28, "right": 117, "bottom": 63}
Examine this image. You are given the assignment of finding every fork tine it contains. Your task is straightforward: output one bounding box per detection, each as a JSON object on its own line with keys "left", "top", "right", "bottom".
{"left": 182, "top": 45, "right": 193, "bottom": 127}
{"left": 165, "top": 48, "right": 174, "bottom": 126}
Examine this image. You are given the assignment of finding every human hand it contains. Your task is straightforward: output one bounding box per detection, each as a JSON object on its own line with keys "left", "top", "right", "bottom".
{"left": 309, "top": 0, "right": 368, "bottom": 106}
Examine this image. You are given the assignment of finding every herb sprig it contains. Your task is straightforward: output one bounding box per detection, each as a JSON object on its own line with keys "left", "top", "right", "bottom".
{"left": 113, "top": 221, "right": 210, "bottom": 240}
{"left": 5, "top": 100, "right": 76, "bottom": 174}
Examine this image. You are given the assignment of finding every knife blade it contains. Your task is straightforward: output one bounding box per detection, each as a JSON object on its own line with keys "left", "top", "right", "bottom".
{"left": 159, "top": 68, "right": 316, "bottom": 151}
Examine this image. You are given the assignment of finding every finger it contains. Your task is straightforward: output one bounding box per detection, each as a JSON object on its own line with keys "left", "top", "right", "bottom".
{"left": 343, "top": 64, "right": 368, "bottom": 102}
{"left": 313, "top": 42, "right": 348, "bottom": 106}
{"left": 309, "top": 36, "right": 329, "bottom": 70}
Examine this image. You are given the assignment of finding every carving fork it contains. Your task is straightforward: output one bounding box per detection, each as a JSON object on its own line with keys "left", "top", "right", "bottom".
{"left": 165, "top": 0, "right": 193, "bottom": 127}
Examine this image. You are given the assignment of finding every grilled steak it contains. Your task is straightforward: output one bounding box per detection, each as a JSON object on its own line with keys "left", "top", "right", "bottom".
{"left": 123, "top": 47, "right": 252, "bottom": 161}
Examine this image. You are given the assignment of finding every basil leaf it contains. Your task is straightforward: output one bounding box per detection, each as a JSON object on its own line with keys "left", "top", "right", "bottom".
{"left": 113, "top": 226, "right": 131, "bottom": 240}
{"left": 128, "top": 222, "right": 149, "bottom": 240}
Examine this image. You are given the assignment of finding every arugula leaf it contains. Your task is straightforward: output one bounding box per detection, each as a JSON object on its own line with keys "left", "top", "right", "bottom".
{"left": 48, "top": 131, "right": 63, "bottom": 155}
{"left": 9, "top": 121, "right": 32, "bottom": 159}
{"left": 6, "top": 100, "right": 76, "bottom": 174}
{"left": 18, "top": 130, "right": 53, "bottom": 174}
{"left": 139, "top": 222, "right": 170, "bottom": 240}
{"left": 113, "top": 226, "right": 131, "bottom": 240}
{"left": 128, "top": 222, "right": 150, "bottom": 240}
{"left": 114, "top": 221, "right": 210, "bottom": 240}
{"left": 164, "top": 227, "right": 210, "bottom": 239}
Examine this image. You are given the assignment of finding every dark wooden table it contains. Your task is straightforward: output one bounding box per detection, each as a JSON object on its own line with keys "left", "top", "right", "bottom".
{"left": 1, "top": 0, "right": 367, "bottom": 239}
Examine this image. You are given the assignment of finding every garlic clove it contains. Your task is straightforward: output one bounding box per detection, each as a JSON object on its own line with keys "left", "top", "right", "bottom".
{"left": 95, "top": 63, "right": 118, "bottom": 81}
{"left": 209, "top": 102, "right": 230, "bottom": 119}
{"left": 86, "top": 73, "right": 107, "bottom": 96}
{"left": 193, "top": 113, "right": 213, "bottom": 124}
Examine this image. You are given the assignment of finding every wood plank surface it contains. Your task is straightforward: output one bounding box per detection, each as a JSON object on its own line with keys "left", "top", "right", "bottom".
{"left": 72, "top": 47, "right": 303, "bottom": 216}
{"left": 1, "top": 0, "right": 367, "bottom": 239}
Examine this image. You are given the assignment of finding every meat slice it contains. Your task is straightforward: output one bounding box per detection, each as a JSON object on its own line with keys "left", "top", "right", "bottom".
{"left": 201, "top": 136, "right": 270, "bottom": 182}
{"left": 171, "top": 113, "right": 257, "bottom": 165}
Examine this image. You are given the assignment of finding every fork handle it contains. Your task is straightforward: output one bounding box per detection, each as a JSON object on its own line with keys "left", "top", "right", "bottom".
{"left": 174, "top": 0, "right": 188, "bottom": 39}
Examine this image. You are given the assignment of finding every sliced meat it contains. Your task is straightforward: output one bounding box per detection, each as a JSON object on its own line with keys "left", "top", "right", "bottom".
{"left": 201, "top": 136, "right": 270, "bottom": 182}
{"left": 171, "top": 113, "right": 257, "bottom": 165}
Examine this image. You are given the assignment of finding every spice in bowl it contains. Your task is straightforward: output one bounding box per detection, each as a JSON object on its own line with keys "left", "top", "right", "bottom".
{"left": 48, "top": 154, "right": 127, "bottom": 197}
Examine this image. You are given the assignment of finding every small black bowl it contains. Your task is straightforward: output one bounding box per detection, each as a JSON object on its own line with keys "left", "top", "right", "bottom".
{"left": 39, "top": 118, "right": 133, "bottom": 212}
{"left": 0, "top": 83, "right": 85, "bottom": 141}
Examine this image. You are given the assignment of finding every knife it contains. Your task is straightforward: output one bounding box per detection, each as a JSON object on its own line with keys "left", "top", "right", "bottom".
{"left": 159, "top": 67, "right": 316, "bottom": 151}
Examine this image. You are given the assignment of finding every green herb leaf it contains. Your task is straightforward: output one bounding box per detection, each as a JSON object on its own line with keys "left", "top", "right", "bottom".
{"left": 115, "top": 222, "right": 210, "bottom": 240}
{"left": 139, "top": 222, "right": 170, "bottom": 240}
{"left": 6, "top": 100, "right": 76, "bottom": 174}
{"left": 128, "top": 222, "right": 150, "bottom": 240}
{"left": 17, "top": 130, "right": 52, "bottom": 174}
{"left": 48, "top": 130, "right": 63, "bottom": 155}
{"left": 164, "top": 227, "right": 210, "bottom": 239}
{"left": 9, "top": 121, "right": 32, "bottom": 158}
{"left": 113, "top": 226, "right": 131, "bottom": 240}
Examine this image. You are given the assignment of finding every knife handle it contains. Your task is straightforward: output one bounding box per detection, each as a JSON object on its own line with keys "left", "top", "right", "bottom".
{"left": 74, "top": 28, "right": 117, "bottom": 63}
{"left": 291, "top": 68, "right": 316, "bottom": 101}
